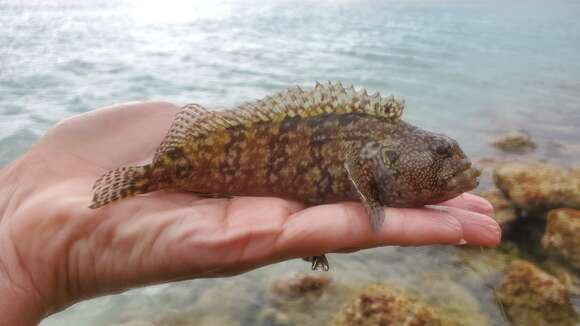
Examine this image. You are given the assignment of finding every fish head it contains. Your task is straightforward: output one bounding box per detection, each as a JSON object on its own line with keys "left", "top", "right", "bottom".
{"left": 372, "top": 123, "right": 480, "bottom": 207}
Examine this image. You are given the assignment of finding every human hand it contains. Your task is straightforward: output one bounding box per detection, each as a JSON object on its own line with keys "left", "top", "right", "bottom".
{"left": 0, "top": 101, "right": 500, "bottom": 325}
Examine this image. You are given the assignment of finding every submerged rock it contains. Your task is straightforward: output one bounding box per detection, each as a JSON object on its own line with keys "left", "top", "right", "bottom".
{"left": 267, "top": 274, "right": 345, "bottom": 325}
{"left": 332, "top": 284, "right": 444, "bottom": 326}
{"left": 489, "top": 130, "right": 536, "bottom": 152}
{"left": 542, "top": 208, "right": 580, "bottom": 270}
{"left": 547, "top": 260, "right": 580, "bottom": 296}
{"left": 478, "top": 189, "right": 517, "bottom": 229}
{"left": 493, "top": 162, "right": 580, "bottom": 216}
{"left": 271, "top": 274, "right": 333, "bottom": 302}
{"left": 497, "top": 260, "right": 579, "bottom": 326}
{"left": 455, "top": 244, "right": 518, "bottom": 278}
{"left": 414, "top": 274, "right": 491, "bottom": 326}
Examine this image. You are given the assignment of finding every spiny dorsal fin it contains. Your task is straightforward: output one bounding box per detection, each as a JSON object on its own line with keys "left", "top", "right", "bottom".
{"left": 154, "top": 82, "right": 404, "bottom": 161}
{"left": 236, "top": 81, "right": 404, "bottom": 124}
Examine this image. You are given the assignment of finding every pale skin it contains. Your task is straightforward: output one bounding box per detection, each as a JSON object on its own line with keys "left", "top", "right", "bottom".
{"left": 0, "top": 101, "right": 500, "bottom": 325}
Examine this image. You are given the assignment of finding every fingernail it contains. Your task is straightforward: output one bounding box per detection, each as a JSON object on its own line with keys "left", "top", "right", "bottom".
{"left": 457, "top": 238, "right": 467, "bottom": 245}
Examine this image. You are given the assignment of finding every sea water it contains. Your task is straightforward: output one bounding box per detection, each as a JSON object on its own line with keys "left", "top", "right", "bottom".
{"left": 1, "top": 0, "right": 579, "bottom": 325}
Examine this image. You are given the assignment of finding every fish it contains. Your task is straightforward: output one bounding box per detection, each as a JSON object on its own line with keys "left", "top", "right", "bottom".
{"left": 90, "top": 82, "right": 481, "bottom": 271}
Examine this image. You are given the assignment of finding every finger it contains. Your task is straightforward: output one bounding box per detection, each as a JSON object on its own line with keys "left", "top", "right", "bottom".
{"left": 437, "top": 193, "right": 494, "bottom": 217}
{"left": 432, "top": 206, "right": 502, "bottom": 246}
{"left": 277, "top": 202, "right": 501, "bottom": 259}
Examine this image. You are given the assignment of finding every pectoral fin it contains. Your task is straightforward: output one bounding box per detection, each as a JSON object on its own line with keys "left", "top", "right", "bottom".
{"left": 345, "top": 152, "right": 385, "bottom": 232}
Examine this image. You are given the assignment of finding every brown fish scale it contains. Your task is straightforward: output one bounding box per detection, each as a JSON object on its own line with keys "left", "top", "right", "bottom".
{"left": 167, "top": 113, "right": 380, "bottom": 204}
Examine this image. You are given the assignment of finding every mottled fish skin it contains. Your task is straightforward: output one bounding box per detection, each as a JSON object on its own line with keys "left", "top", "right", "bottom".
{"left": 168, "top": 113, "right": 369, "bottom": 204}
{"left": 160, "top": 113, "right": 477, "bottom": 208}
{"left": 90, "top": 82, "right": 481, "bottom": 271}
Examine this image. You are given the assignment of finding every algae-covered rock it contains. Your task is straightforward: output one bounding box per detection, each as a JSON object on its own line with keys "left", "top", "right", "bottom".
{"left": 415, "top": 274, "right": 491, "bottom": 326}
{"left": 542, "top": 208, "right": 580, "bottom": 270}
{"left": 547, "top": 260, "right": 580, "bottom": 296}
{"left": 493, "top": 162, "right": 580, "bottom": 216}
{"left": 332, "top": 284, "right": 444, "bottom": 326}
{"left": 497, "top": 260, "right": 579, "bottom": 326}
{"left": 479, "top": 189, "right": 517, "bottom": 229}
{"left": 455, "top": 243, "right": 518, "bottom": 278}
{"left": 267, "top": 274, "right": 345, "bottom": 325}
{"left": 490, "top": 130, "right": 536, "bottom": 152}
{"left": 271, "top": 274, "right": 333, "bottom": 302}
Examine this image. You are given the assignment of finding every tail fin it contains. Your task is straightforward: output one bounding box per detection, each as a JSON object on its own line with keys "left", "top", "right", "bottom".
{"left": 90, "top": 165, "right": 163, "bottom": 209}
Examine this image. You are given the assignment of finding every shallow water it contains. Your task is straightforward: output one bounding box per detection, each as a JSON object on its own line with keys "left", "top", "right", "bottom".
{"left": 1, "top": 0, "right": 579, "bottom": 325}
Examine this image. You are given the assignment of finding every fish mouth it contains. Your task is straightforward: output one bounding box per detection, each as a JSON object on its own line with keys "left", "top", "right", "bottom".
{"left": 447, "top": 161, "right": 481, "bottom": 192}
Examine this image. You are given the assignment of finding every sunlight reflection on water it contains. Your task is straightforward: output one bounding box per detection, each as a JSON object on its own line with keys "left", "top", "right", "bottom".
{"left": 126, "top": 0, "right": 233, "bottom": 25}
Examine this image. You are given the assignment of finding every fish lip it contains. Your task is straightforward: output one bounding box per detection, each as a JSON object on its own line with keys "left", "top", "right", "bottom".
{"left": 447, "top": 162, "right": 481, "bottom": 191}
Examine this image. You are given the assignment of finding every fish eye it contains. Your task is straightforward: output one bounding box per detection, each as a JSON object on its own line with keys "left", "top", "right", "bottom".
{"left": 435, "top": 142, "right": 453, "bottom": 157}
{"left": 382, "top": 149, "right": 399, "bottom": 165}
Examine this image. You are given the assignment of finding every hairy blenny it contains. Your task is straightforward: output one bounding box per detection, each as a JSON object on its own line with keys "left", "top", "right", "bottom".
{"left": 90, "top": 82, "right": 481, "bottom": 271}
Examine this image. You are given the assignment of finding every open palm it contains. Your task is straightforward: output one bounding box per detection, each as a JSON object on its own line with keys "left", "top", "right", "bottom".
{"left": 0, "top": 101, "right": 500, "bottom": 319}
